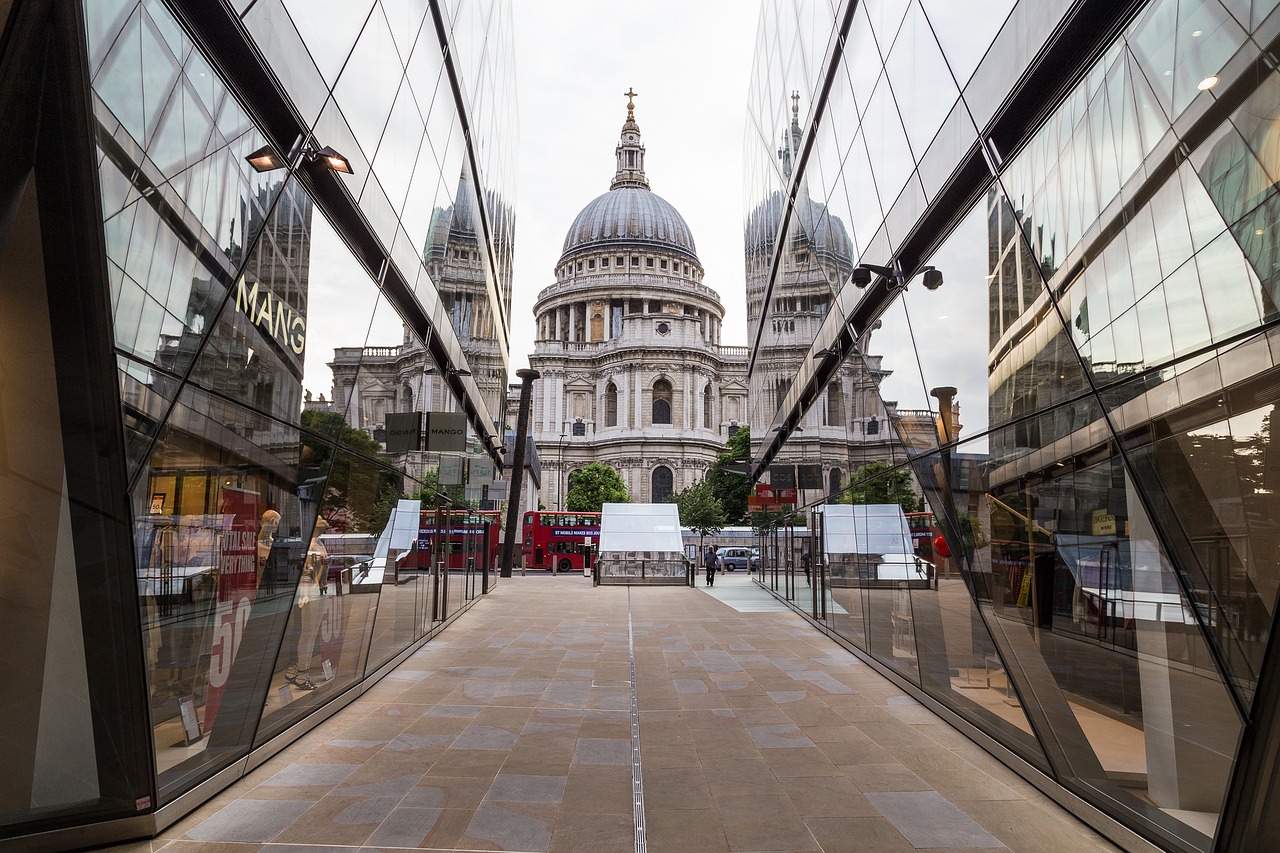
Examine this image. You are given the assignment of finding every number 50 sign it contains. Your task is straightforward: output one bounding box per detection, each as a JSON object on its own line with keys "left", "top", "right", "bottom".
{"left": 202, "top": 488, "right": 260, "bottom": 735}
{"left": 208, "top": 597, "right": 252, "bottom": 688}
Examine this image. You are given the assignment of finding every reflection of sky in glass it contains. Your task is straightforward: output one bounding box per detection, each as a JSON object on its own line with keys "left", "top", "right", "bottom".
{"left": 875, "top": 203, "right": 991, "bottom": 453}
{"left": 302, "top": 213, "right": 403, "bottom": 400}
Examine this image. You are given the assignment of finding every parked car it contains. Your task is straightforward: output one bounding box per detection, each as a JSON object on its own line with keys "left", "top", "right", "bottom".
{"left": 717, "top": 546, "right": 759, "bottom": 572}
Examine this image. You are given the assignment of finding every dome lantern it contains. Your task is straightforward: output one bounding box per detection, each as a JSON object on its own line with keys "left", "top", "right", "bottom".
{"left": 611, "top": 87, "right": 650, "bottom": 190}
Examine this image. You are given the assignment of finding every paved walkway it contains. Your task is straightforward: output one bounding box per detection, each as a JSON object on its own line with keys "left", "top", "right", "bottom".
{"left": 116, "top": 574, "right": 1118, "bottom": 852}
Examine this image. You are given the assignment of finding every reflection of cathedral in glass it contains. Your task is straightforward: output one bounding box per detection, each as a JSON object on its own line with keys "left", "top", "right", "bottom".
{"left": 327, "top": 169, "right": 507, "bottom": 474}
{"left": 0, "top": 0, "right": 517, "bottom": 844}
{"left": 745, "top": 93, "right": 904, "bottom": 495}
{"left": 746, "top": 1, "right": 1280, "bottom": 849}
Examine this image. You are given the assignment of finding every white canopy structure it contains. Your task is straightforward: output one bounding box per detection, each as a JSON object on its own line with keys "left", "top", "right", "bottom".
{"left": 817, "top": 504, "right": 929, "bottom": 586}
{"left": 600, "top": 502, "right": 684, "bottom": 554}
{"left": 596, "top": 503, "right": 691, "bottom": 585}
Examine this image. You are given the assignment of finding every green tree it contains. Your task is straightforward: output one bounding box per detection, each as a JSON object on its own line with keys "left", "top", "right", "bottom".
{"left": 670, "top": 479, "right": 726, "bottom": 554}
{"left": 839, "top": 461, "right": 922, "bottom": 513}
{"left": 409, "top": 468, "right": 464, "bottom": 508}
{"left": 566, "top": 462, "right": 629, "bottom": 513}
{"left": 300, "top": 409, "right": 384, "bottom": 462}
{"left": 299, "top": 410, "right": 399, "bottom": 533}
{"left": 705, "top": 426, "right": 751, "bottom": 523}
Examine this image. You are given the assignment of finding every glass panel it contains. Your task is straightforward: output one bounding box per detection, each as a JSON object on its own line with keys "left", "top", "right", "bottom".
{"left": 0, "top": 168, "right": 153, "bottom": 828}
{"left": 1128, "top": 0, "right": 1247, "bottom": 121}
{"left": 861, "top": 74, "right": 914, "bottom": 212}
{"left": 136, "top": 386, "right": 304, "bottom": 800}
{"left": 241, "top": 0, "right": 329, "bottom": 128}
{"left": 1116, "top": 354, "right": 1280, "bottom": 705}
{"left": 884, "top": 1, "right": 958, "bottom": 160}
{"left": 371, "top": 76, "right": 426, "bottom": 217}
{"left": 255, "top": 434, "right": 396, "bottom": 740}
{"left": 119, "top": 354, "right": 181, "bottom": 481}
{"left": 334, "top": 5, "right": 405, "bottom": 165}
{"left": 280, "top": 0, "right": 374, "bottom": 87}
{"left": 184, "top": 179, "right": 313, "bottom": 424}
{"left": 976, "top": 410, "right": 1242, "bottom": 845}
{"left": 365, "top": 498, "right": 430, "bottom": 673}
{"left": 919, "top": 0, "right": 1014, "bottom": 89}
{"left": 899, "top": 447, "right": 1046, "bottom": 757}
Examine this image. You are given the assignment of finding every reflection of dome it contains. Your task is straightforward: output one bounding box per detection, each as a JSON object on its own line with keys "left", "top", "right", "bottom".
{"left": 560, "top": 187, "right": 698, "bottom": 265}
{"left": 745, "top": 190, "right": 853, "bottom": 265}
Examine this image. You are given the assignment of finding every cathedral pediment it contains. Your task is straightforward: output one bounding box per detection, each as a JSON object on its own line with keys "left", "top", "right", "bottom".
{"left": 565, "top": 377, "right": 595, "bottom": 391}
{"left": 359, "top": 377, "right": 395, "bottom": 394}
{"left": 720, "top": 378, "right": 749, "bottom": 393}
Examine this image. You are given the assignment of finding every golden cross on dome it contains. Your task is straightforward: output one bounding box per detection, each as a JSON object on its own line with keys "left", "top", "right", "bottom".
{"left": 624, "top": 87, "right": 638, "bottom": 118}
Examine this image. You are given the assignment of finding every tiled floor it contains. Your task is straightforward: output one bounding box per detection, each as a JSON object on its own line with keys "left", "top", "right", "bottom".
{"left": 108, "top": 573, "right": 1119, "bottom": 852}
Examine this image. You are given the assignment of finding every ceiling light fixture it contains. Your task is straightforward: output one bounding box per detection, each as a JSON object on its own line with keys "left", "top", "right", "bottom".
{"left": 313, "top": 145, "right": 354, "bottom": 175}
{"left": 245, "top": 144, "right": 281, "bottom": 173}
{"left": 244, "top": 139, "right": 355, "bottom": 175}
{"left": 1198, "top": 75, "right": 1220, "bottom": 91}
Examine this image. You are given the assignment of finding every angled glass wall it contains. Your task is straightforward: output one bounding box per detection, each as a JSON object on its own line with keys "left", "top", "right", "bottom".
{"left": 746, "top": 1, "right": 1280, "bottom": 850}
{"left": 0, "top": 0, "right": 515, "bottom": 845}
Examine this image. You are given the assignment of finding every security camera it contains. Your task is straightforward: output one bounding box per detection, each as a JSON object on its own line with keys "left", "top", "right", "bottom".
{"left": 850, "top": 266, "right": 872, "bottom": 288}
{"left": 921, "top": 266, "right": 943, "bottom": 290}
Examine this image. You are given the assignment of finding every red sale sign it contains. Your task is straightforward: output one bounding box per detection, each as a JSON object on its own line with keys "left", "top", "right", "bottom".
{"left": 202, "top": 487, "right": 259, "bottom": 733}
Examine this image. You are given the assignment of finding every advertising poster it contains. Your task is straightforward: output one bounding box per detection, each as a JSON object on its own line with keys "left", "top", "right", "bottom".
{"left": 202, "top": 486, "right": 259, "bottom": 733}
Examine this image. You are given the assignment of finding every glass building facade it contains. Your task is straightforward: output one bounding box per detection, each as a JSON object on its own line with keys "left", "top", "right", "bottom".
{"left": 0, "top": 0, "right": 515, "bottom": 846}
{"left": 746, "top": 1, "right": 1280, "bottom": 850}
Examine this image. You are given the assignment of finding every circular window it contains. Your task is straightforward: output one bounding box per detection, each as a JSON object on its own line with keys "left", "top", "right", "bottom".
{"left": 656, "top": 322, "right": 671, "bottom": 335}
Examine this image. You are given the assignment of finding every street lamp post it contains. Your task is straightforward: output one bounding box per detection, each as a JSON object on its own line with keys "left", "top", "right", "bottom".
{"left": 500, "top": 368, "right": 539, "bottom": 578}
{"left": 557, "top": 429, "right": 567, "bottom": 511}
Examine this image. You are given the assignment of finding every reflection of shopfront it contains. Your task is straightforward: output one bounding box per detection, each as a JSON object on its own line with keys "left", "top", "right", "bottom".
{"left": 137, "top": 454, "right": 301, "bottom": 770}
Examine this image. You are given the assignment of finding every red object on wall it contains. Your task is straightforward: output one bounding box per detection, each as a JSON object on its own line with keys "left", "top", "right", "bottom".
{"left": 933, "top": 534, "right": 951, "bottom": 559}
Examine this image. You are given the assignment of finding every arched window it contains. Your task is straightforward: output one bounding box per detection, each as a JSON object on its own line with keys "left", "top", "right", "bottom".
{"left": 652, "top": 378, "right": 672, "bottom": 425}
{"left": 652, "top": 466, "right": 673, "bottom": 503}
{"left": 829, "top": 467, "right": 842, "bottom": 500}
{"left": 774, "top": 376, "right": 791, "bottom": 411}
{"left": 827, "top": 381, "right": 844, "bottom": 425}
{"left": 867, "top": 416, "right": 879, "bottom": 434}
{"left": 605, "top": 382, "right": 618, "bottom": 427}
{"left": 703, "top": 384, "right": 713, "bottom": 429}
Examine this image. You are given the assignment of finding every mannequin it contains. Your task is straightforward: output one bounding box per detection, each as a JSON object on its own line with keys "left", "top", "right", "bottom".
{"left": 285, "top": 518, "right": 327, "bottom": 690}
{"left": 257, "top": 509, "right": 280, "bottom": 585}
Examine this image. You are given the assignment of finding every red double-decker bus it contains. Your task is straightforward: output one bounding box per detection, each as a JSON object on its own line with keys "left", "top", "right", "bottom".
{"left": 522, "top": 511, "right": 601, "bottom": 572}
{"left": 401, "top": 508, "right": 500, "bottom": 571}
{"left": 905, "top": 511, "right": 940, "bottom": 561}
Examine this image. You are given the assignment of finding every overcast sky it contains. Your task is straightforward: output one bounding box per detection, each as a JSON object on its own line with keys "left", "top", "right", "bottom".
{"left": 507, "top": 1, "right": 763, "bottom": 369}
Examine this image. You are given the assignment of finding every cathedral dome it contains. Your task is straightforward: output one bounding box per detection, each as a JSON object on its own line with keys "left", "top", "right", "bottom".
{"left": 560, "top": 187, "right": 698, "bottom": 265}
{"left": 556, "top": 93, "right": 701, "bottom": 269}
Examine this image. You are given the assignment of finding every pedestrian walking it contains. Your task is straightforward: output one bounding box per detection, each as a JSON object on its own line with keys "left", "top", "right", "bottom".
{"left": 704, "top": 546, "right": 718, "bottom": 587}
{"left": 801, "top": 549, "right": 811, "bottom": 584}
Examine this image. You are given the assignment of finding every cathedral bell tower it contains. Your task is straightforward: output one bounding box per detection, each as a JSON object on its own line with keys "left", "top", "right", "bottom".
{"left": 611, "top": 88, "right": 650, "bottom": 190}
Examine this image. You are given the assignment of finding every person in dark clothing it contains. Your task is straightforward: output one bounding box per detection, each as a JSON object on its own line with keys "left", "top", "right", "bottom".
{"left": 704, "top": 546, "right": 719, "bottom": 587}
{"left": 801, "top": 550, "right": 811, "bottom": 584}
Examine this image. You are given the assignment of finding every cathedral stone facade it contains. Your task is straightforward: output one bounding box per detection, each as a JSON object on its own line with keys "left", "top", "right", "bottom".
{"left": 529, "top": 95, "right": 749, "bottom": 509}
{"left": 325, "top": 95, "right": 913, "bottom": 513}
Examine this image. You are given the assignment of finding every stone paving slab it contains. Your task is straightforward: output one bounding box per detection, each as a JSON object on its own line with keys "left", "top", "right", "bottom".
{"left": 110, "top": 574, "right": 1118, "bottom": 853}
